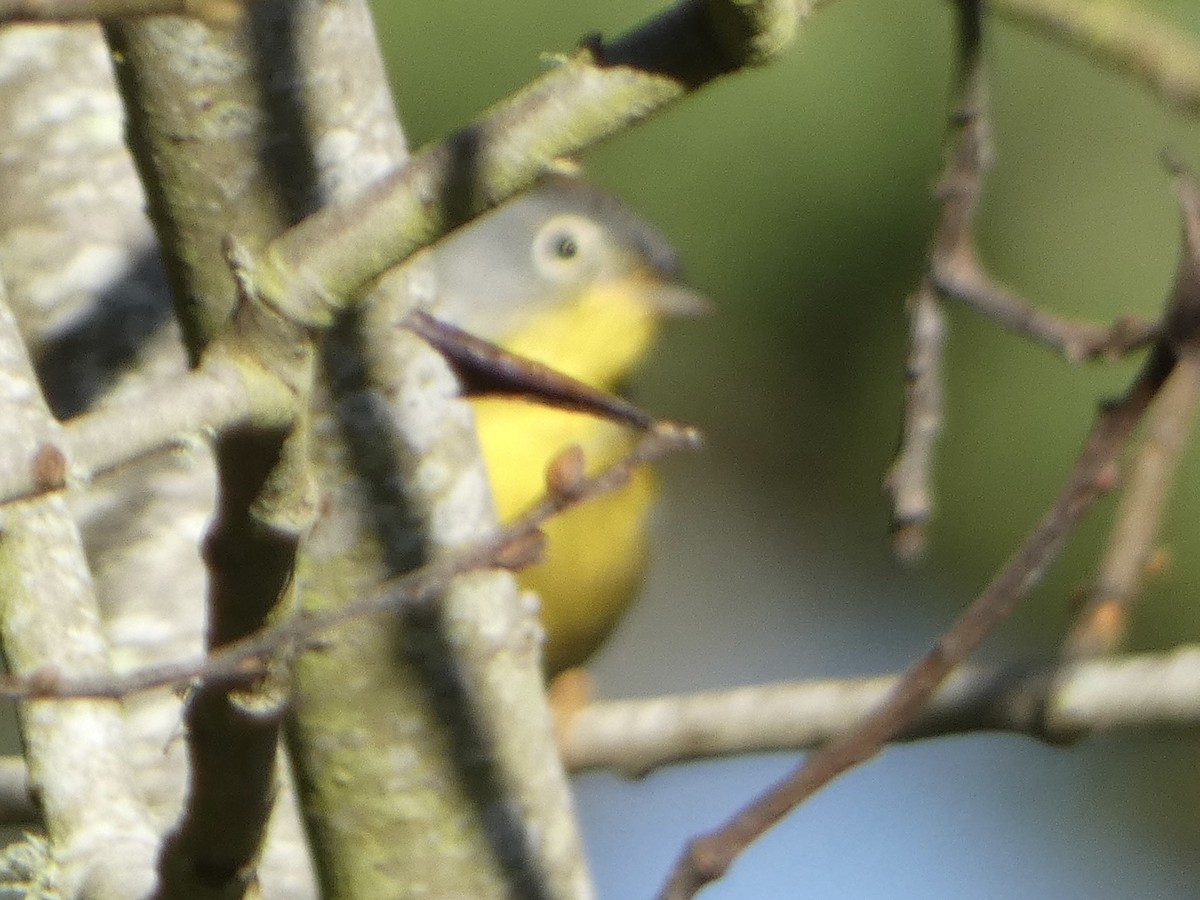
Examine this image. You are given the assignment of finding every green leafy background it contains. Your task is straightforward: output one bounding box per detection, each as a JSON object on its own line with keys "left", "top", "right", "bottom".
{"left": 376, "top": 2, "right": 1200, "bottom": 896}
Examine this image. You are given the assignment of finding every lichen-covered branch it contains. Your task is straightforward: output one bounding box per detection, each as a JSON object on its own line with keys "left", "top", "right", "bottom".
{"left": 7, "top": 640, "right": 1200, "bottom": 827}
{"left": 0, "top": 0, "right": 240, "bottom": 24}
{"left": 0, "top": 280, "right": 158, "bottom": 898}
{"left": 259, "top": 0, "right": 596, "bottom": 895}
{"left": 0, "top": 423, "right": 697, "bottom": 707}
{"left": 106, "top": 11, "right": 320, "bottom": 896}
{"left": 0, "top": 359, "right": 288, "bottom": 507}
{"left": 0, "top": 21, "right": 216, "bottom": 897}
{"left": 253, "top": 0, "right": 805, "bottom": 329}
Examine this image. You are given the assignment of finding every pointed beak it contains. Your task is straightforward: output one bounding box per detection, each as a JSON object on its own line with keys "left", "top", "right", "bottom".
{"left": 641, "top": 279, "right": 715, "bottom": 317}
{"left": 626, "top": 264, "right": 715, "bottom": 318}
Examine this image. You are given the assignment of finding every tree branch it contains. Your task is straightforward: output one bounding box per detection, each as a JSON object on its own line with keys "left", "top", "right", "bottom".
{"left": 0, "top": 279, "right": 158, "bottom": 897}
{"left": 106, "top": 11, "right": 325, "bottom": 895}
{"left": 885, "top": 0, "right": 1155, "bottom": 558}
{"left": 928, "top": 0, "right": 1156, "bottom": 362}
{"left": 0, "top": 0, "right": 240, "bottom": 24}
{"left": 7, "top": 641, "right": 1200, "bottom": 829}
{"left": 253, "top": 0, "right": 806, "bottom": 329}
{"left": 993, "top": 0, "right": 1200, "bottom": 118}
{"left": 1067, "top": 161, "right": 1200, "bottom": 657}
{"left": 659, "top": 335, "right": 1173, "bottom": 898}
{"left": 0, "top": 358, "right": 288, "bottom": 507}
{"left": 560, "top": 645, "right": 1200, "bottom": 775}
{"left": 0, "top": 421, "right": 698, "bottom": 706}
{"left": 259, "top": 0, "right": 600, "bottom": 894}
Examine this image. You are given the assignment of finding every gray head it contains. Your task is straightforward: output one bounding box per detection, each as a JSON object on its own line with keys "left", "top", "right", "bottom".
{"left": 428, "top": 175, "right": 696, "bottom": 339}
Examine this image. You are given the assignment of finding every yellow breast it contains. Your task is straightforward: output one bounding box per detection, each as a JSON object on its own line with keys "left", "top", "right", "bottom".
{"left": 471, "top": 280, "right": 662, "bottom": 673}
{"left": 473, "top": 401, "right": 655, "bottom": 673}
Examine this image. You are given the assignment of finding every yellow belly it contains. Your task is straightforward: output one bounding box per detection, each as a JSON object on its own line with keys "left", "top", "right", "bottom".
{"left": 471, "top": 397, "right": 655, "bottom": 673}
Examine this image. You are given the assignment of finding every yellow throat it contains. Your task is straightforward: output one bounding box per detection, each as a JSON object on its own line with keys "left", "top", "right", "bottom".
{"left": 430, "top": 176, "right": 698, "bottom": 673}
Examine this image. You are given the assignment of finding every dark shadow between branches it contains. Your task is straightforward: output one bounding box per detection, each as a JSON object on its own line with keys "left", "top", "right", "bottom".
{"left": 32, "top": 248, "right": 174, "bottom": 420}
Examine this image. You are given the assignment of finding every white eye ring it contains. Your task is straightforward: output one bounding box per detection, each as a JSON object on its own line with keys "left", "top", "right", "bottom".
{"left": 532, "top": 213, "right": 603, "bottom": 283}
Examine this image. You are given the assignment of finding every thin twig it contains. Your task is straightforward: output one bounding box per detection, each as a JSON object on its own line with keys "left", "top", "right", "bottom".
{"left": 1064, "top": 353, "right": 1200, "bottom": 656}
{"left": 0, "top": 304, "right": 668, "bottom": 510}
{"left": 658, "top": 342, "right": 1173, "bottom": 899}
{"left": 884, "top": 279, "right": 945, "bottom": 562}
{"left": 924, "top": 6, "right": 1157, "bottom": 356}
{"left": 1066, "top": 161, "right": 1200, "bottom": 656}
{"left": 659, "top": 4, "right": 1189, "bottom": 893}
{"left": 7, "top": 642, "right": 1200, "bottom": 828}
{"left": 0, "top": 423, "right": 699, "bottom": 703}
{"left": 885, "top": 0, "right": 1156, "bottom": 559}
{"left": 0, "top": 358, "right": 282, "bottom": 508}
{"left": 928, "top": 0, "right": 1155, "bottom": 363}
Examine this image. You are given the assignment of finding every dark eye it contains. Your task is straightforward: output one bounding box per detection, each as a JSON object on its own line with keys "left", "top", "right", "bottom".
{"left": 533, "top": 214, "right": 599, "bottom": 281}
{"left": 553, "top": 233, "right": 579, "bottom": 260}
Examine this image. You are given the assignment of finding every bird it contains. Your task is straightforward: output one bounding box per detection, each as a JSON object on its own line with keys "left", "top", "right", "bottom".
{"left": 429, "top": 174, "right": 706, "bottom": 674}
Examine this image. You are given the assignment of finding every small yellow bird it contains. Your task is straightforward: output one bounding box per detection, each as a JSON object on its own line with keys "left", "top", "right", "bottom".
{"left": 430, "top": 175, "right": 705, "bottom": 674}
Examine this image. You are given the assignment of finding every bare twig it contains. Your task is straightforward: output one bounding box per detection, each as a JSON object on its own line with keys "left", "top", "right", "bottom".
{"left": 809, "top": 7, "right": 1200, "bottom": 892}
{"left": 884, "top": 280, "right": 945, "bottom": 561}
{"left": 885, "top": 0, "right": 1155, "bottom": 559}
{"left": 658, "top": 339, "right": 1172, "bottom": 898}
{"left": 0, "top": 359, "right": 286, "bottom": 508}
{"left": 0, "top": 422, "right": 699, "bottom": 703}
{"left": 928, "top": 0, "right": 1155, "bottom": 362}
{"left": 560, "top": 645, "right": 1200, "bottom": 775}
{"left": 0, "top": 306, "right": 663, "bottom": 509}
{"left": 1065, "top": 353, "right": 1200, "bottom": 656}
{"left": 7, "top": 641, "right": 1200, "bottom": 828}
{"left": 956, "top": 1, "right": 1161, "bottom": 347}
{"left": 1067, "top": 161, "right": 1200, "bottom": 656}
